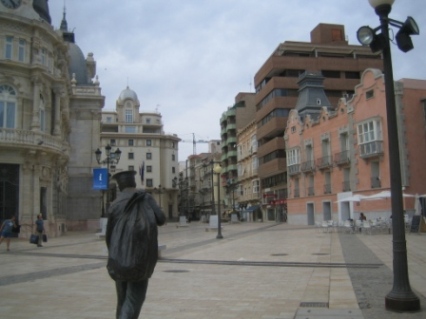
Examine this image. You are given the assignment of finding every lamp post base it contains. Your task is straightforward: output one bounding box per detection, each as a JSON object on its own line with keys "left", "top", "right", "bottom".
{"left": 385, "top": 294, "right": 420, "bottom": 312}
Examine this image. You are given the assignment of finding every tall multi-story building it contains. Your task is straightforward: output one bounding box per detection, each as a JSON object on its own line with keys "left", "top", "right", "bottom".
{"left": 285, "top": 68, "right": 426, "bottom": 225}
{"left": 220, "top": 92, "right": 256, "bottom": 214}
{"left": 253, "top": 23, "right": 384, "bottom": 221}
{"left": 100, "top": 86, "right": 180, "bottom": 221}
{"left": 0, "top": 1, "right": 104, "bottom": 235}
{"left": 236, "top": 120, "right": 262, "bottom": 221}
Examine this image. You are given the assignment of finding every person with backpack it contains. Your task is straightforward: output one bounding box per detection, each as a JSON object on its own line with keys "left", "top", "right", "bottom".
{"left": 105, "top": 170, "right": 166, "bottom": 319}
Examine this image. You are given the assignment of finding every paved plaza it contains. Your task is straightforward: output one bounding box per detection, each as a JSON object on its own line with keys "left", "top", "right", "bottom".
{"left": 1, "top": 221, "right": 426, "bottom": 319}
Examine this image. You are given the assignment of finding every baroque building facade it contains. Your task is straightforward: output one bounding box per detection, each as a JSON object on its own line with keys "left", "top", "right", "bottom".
{"left": 100, "top": 86, "right": 180, "bottom": 221}
{"left": 0, "top": 1, "right": 105, "bottom": 236}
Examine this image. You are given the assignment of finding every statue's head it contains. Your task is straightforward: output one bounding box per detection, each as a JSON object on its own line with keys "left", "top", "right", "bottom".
{"left": 112, "top": 170, "right": 137, "bottom": 191}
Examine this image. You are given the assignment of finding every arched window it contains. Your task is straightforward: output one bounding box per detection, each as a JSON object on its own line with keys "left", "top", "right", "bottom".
{"left": 0, "top": 85, "right": 17, "bottom": 128}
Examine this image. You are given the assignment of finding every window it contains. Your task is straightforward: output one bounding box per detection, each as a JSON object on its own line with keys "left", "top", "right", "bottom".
{"left": 147, "top": 166, "right": 152, "bottom": 173}
{"left": 146, "top": 139, "right": 152, "bottom": 146}
{"left": 39, "top": 95, "right": 45, "bottom": 132}
{"left": 18, "top": 39, "right": 26, "bottom": 62}
{"left": 371, "top": 161, "right": 381, "bottom": 188}
{"left": 125, "top": 109, "right": 133, "bottom": 123}
{"left": 252, "top": 156, "right": 258, "bottom": 171}
{"left": 146, "top": 179, "right": 153, "bottom": 187}
{"left": 41, "top": 48, "right": 47, "bottom": 66}
{"left": 252, "top": 180, "right": 260, "bottom": 194}
{"left": 128, "top": 152, "right": 134, "bottom": 160}
{"left": 172, "top": 154, "right": 175, "bottom": 161}
{"left": 172, "top": 167, "right": 176, "bottom": 174}
{"left": 251, "top": 134, "right": 258, "bottom": 152}
{"left": 5, "top": 36, "right": 13, "bottom": 59}
{"left": 125, "top": 126, "right": 136, "bottom": 133}
{"left": 146, "top": 153, "right": 152, "bottom": 160}
{"left": 366, "top": 89, "right": 374, "bottom": 99}
{"left": 106, "top": 117, "right": 112, "bottom": 123}
{"left": 146, "top": 118, "right": 151, "bottom": 124}
{"left": 128, "top": 139, "right": 134, "bottom": 146}
{"left": 0, "top": 85, "right": 17, "bottom": 128}
{"left": 128, "top": 165, "right": 134, "bottom": 171}
{"left": 287, "top": 148, "right": 300, "bottom": 166}
{"left": 110, "top": 139, "right": 116, "bottom": 146}
{"left": 322, "top": 70, "right": 340, "bottom": 78}
{"left": 358, "top": 119, "right": 383, "bottom": 157}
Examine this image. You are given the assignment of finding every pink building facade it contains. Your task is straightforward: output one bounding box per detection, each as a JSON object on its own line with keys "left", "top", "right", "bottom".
{"left": 285, "top": 68, "right": 426, "bottom": 225}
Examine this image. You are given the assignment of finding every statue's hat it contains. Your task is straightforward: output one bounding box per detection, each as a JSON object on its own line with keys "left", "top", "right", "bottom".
{"left": 112, "top": 170, "right": 136, "bottom": 190}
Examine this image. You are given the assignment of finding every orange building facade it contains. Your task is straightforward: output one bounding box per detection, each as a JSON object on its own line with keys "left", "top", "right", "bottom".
{"left": 285, "top": 68, "right": 426, "bottom": 225}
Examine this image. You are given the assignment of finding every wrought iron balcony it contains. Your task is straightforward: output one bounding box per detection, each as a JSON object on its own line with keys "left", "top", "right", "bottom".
{"left": 301, "top": 160, "right": 315, "bottom": 172}
{"left": 316, "top": 155, "right": 333, "bottom": 169}
{"left": 324, "top": 183, "right": 331, "bottom": 194}
{"left": 307, "top": 187, "right": 315, "bottom": 196}
{"left": 342, "top": 181, "right": 351, "bottom": 192}
{"left": 334, "top": 150, "right": 351, "bottom": 165}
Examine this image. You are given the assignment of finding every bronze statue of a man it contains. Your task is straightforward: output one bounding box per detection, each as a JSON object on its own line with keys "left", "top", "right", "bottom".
{"left": 106, "top": 170, "right": 166, "bottom": 319}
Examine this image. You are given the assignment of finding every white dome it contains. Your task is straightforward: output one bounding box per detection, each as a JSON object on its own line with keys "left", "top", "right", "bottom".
{"left": 118, "top": 86, "right": 139, "bottom": 103}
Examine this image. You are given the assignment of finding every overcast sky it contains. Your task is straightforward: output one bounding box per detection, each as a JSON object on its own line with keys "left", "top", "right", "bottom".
{"left": 48, "top": 0, "right": 426, "bottom": 160}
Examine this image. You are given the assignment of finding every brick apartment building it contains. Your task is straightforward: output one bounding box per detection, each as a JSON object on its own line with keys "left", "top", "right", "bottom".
{"left": 284, "top": 68, "right": 426, "bottom": 225}
{"left": 253, "top": 23, "right": 384, "bottom": 221}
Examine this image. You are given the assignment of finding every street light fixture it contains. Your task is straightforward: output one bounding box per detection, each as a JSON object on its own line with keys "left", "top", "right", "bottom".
{"left": 357, "top": 0, "right": 420, "bottom": 312}
{"left": 213, "top": 163, "right": 223, "bottom": 239}
{"left": 95, "top": 144, "right": 121, "bottom": 217}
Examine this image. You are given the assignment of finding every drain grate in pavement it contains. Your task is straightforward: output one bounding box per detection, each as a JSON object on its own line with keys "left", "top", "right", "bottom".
{"left": 299, "top": 302, "right": 329, "bottom": 308}
{"left": 163, "top": 269, "right": 189, "bottom": 273}
{"left": 271, "top": 253, "right": 288, "bottom": 256}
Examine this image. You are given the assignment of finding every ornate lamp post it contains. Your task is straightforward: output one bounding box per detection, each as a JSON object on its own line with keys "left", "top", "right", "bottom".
{"left": 357, "top": 0, "right": 420, "bottom": 312}
{"left": 213, "top": 163, "right": 223, "bottom": 239}
{"left": 95, "top": 144, "right": 121, "bottom": 217}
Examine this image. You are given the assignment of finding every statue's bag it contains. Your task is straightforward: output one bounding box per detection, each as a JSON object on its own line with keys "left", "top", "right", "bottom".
{"left": 105, "top": 190, "right": 160, "bottom": 282}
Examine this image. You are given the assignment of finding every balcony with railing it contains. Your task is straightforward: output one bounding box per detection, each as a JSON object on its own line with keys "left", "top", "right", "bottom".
{"left": 342, "top": 181, "right": 351, "bottom": 192}
{"left": 288, "top": 164, "right": 301, "bottom": 176}
{"left": 334, "top": 150, "right": 351, "bottom": 165}
{"left": 316, "top": 155, "right": 333, "bottom": 170}
{"left": 307, "top": 187, "right": 315, "bottom": 196}
{"left": 0, "top": 128, "right": 69, "bottom": 155}
{"left": 359, "top": 141, "right": 384, "bottom": 159}
{"left": 301, "top": 160, "right": 315, "bottom": 173}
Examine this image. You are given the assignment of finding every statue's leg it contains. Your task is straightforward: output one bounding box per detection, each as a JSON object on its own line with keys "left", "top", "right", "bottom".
{"left": 119, "top": 279, "right": 149, "bottom": 319}
{"left": 115, "top": 281, "right": 127, "bottom": 319}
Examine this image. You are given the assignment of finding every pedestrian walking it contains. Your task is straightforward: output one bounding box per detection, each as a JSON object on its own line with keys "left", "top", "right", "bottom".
{"left": 0, "top": 215, "right": 17, "bottom": 251}
{"left": 35, "top": 214, "right": 45, "bottom": 247}
{"left": 106, "top": 170, "right": 166, "bottom": 319}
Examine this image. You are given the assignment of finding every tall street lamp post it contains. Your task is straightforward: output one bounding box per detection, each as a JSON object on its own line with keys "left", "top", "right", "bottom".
{"left": 357, "top": 0, "right": 420, "bottom": 312}
{"left": 95, "top": 144, "right": 121, "bottom": 217}
{"left": 213, "top": 163, "right": 223, "bottom": 239}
